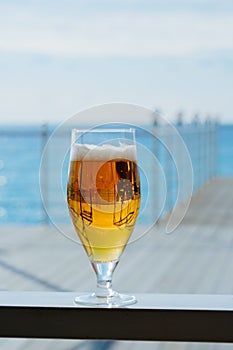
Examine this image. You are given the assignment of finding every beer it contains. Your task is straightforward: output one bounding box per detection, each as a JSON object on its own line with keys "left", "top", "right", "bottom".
{"left": 67, "top": 144, "right": 141, "bottom": 263}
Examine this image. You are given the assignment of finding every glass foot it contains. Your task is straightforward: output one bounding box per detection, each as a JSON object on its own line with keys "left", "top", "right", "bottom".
{"left": 74, "top": 292, "right": 137, "bottom": 308}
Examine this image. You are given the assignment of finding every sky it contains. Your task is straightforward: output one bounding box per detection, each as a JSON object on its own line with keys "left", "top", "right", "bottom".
{"left": 0, "top": 0, "right": 233, "bottom": 125}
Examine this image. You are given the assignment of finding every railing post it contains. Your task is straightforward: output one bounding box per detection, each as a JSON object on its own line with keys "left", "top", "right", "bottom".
{"left": 175, "top": 112, "right": 185, "bottom": 203}
{"left": 191, "top": 114, "right": 198, "bottom": 192}
{"left": 152, "top": 110, "right": 162, "bottom": 223}
{"left": 210, "top": 119, "right": 216, "bottom": 179}
{"left": 214, "top": 119, "right": 219, "bottom": 178}
{"left": 204, "top": 117, "right": 209, "bottom": 184}
{"left": 40, "top": 123, "right": 49, "bottom": 224}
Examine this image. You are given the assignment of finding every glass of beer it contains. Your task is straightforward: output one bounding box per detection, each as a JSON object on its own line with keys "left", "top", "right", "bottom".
{"left": 67, "top": 128, "right": 141, "bottom": 307}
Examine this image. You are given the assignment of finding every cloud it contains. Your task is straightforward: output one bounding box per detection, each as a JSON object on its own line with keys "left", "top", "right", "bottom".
{"left": 0, "top": 6, "right": 233, "bottom": 57}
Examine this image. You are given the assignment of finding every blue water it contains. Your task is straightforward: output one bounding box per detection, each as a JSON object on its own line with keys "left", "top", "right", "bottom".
{"left": 218, "top": 125, "right": 233, "bottom": 176}
{"left": 0, "top": 124, "right": 232, "bottom": 225}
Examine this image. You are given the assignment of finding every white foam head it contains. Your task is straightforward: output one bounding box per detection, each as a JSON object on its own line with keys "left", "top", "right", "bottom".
{"left": 70, "top": 143, "right": 137, "bottom": 161}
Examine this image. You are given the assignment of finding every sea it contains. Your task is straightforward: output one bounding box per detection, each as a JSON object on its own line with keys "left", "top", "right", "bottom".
{"left": 0, "top": 124, "right": 232, "bottom": 225}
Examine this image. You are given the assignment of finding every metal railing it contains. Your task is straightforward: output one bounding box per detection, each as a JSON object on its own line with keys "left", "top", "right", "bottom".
{"left": 151, "top": 116, "right": 218, "bottom": 216}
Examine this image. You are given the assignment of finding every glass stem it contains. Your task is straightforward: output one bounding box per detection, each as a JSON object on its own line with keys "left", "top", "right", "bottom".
{"left": 91, "top": 261, "right": 118, "bottom": 298}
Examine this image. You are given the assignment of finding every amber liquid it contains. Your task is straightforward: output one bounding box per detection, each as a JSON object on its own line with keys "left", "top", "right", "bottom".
{"left": 67, "top": 159, "right": 140, "bottom": 262}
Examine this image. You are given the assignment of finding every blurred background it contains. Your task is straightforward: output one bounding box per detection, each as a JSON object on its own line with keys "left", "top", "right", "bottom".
{"left": 0, "top": 1, "right": 233, "bottom": 350}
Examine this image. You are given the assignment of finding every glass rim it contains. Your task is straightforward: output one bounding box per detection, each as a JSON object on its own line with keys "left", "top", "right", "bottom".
{"left": 72, "top": 128, "right": 136, "bottom": 133}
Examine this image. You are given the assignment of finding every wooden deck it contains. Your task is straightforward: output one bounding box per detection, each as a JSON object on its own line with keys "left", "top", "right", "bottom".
{"left": 0, "top": 177, "right": 233, "bottom": 349}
